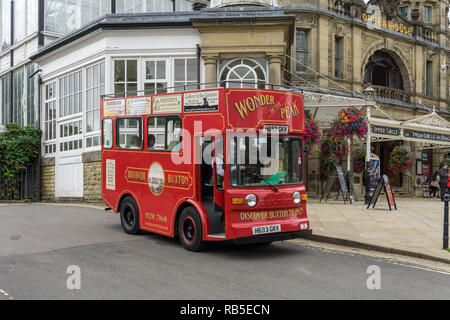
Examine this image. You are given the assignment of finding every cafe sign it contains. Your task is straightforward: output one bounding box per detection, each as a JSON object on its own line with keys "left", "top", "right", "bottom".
{"left": 403, "top": 130, "right": 450, "bottom": 143}
{"left": 372, "top": 125, "right": 401, "bottom": 137}
{"left": 371, "top": 124, "right": 450, "bottom": 145}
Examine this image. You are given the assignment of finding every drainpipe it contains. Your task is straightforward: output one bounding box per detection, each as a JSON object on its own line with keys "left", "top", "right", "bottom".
{"left": 10, "top": 0, "right": 14, "bottom": 124}
{"left": 37, "top": 74, "right": 42, "bottom": 201}
{"left": 196, "top": 44, "right": 201, "bottom": 89}
{"left": 29, "top": 69, "right": 43, "bottom": 201}
{"left": 38, "top": 0, "right": 45, "bottom": 46}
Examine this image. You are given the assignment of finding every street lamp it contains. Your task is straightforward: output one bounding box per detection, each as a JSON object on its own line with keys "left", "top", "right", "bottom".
{"left": 363, "top": 87, "right": 375, "bottom": 205}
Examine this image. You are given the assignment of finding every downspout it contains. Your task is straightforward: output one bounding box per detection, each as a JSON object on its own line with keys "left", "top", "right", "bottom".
{"left": 197, "top": 44, "right": 201, "bottom": 89}
{"left": 38, "top": 0, "right": 45, "bottom": 46}
{"left": 10, "top": 0, "right": 14, "bottom": 124}
{"left": 28, "top": 68, "right": 43, "bottom": 201}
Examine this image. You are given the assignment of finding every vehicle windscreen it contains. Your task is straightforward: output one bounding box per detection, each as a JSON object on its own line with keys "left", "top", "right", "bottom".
{"left": 229, "top": 135, "right": 303, "bottom": 187}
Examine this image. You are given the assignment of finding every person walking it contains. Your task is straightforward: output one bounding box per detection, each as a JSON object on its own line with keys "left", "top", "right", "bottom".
{"left": 438, "top": 162, "right": 449, "bottom": 200}
{"left": 430, "top": 171, "right": 439, "bottom": 198}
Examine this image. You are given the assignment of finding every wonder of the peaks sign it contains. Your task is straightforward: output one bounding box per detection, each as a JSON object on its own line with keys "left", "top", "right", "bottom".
{"left": 367, "top": 175, "right": 397, "bottom": 211}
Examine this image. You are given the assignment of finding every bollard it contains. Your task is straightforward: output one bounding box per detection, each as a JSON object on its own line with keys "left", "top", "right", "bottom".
{"left": 442, "top": 193, "right": 450, "bottom": 250}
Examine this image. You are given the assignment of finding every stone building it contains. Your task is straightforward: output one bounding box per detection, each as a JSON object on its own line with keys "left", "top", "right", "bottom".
{"left": 1, "top": 0, "right": 448, "bottom": 201}
{"left": 280, "top": 0, "right": 450, "bottom": 197}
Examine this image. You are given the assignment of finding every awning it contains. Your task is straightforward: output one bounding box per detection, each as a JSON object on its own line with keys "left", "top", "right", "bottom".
{"left": 303, "top": 91, "right": 373, "bottom": 128}
{"left": 370, "top": 112, "right": 450, "bottom": 146}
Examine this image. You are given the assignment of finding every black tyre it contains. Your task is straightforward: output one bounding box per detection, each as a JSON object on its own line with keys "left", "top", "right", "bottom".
{"left": 178, "top": 207, "right": 206, "bottom": 252}
{"left": 120, "top": 196, "right": 141, "bottom": 235}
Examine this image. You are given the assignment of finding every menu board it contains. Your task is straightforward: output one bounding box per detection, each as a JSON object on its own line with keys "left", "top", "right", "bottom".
{"left": 383, "top": 175, "right": 397, "bottom": 208}
{"left": 320, "top": 174, "right": 336, "bottom": 203}
{"left": 127, "top": 97, "right": 151, "bottom": 115}
{"left": 336, "top": 166, "right": 350, "bottom": 199}
{"left": 320, "top": 166, "right": 351, "bottom": 204}
{"left": 367, "top": 175, "right": 397, "bottom": 211}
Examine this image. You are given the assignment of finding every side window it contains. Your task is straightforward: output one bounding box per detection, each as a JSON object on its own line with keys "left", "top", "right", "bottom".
{"left": 103, "top": 118, "right": 113, "bottom": 149}
{"left": 148, "top": 116, "right": 182, "bottom": 151}
{"left": 117, "top": 118, "right": 143, "bottom": 150}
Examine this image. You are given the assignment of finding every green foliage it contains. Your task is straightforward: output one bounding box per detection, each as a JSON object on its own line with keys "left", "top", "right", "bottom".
{"left": 0, "top": 124, "right": 41, "bottom": 199}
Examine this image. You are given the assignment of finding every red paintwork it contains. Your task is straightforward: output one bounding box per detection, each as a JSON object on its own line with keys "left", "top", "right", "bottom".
{"left": 101, "top": 88, "right": 310, "bottom": 241}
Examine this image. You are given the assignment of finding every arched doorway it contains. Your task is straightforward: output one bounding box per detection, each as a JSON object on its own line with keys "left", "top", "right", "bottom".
{"left": 364, "top": 50, "right": 410, "bottom": 189}
{"left": 363, "top": 50, "right": 404, "bottom": 90}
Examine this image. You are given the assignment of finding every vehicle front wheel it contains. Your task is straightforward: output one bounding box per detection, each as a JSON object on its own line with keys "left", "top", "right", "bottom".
{"left": 120, "top": 196, "right": 141, "bottom": 235}
{"left": 178, "top": 207, "right": 206, "bottom": 252}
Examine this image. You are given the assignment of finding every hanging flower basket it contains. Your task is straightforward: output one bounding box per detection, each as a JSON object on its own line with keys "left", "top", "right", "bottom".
{"left": 353, "top": 149, "right": 366, "bottom": 174}
{"left": 304, "top": 110, "right": 322, "bottom": 156}
{"left": 329, "top": 107, "right": 368, "bottom": 140}
{"left": 319, "top": 135, "right": 349, "bottom": 178}
{"left": 388, "top": 146, "right": 413, "bottom": 174}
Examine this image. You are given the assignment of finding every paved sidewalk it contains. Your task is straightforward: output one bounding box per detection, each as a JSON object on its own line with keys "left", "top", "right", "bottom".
{"left": 299, "top": 198, "right": 450, "bottom": 263}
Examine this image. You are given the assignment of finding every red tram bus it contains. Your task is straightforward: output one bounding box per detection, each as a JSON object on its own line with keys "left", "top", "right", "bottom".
{"left": 101, "top": 88, "right": 312, "bottom": 251}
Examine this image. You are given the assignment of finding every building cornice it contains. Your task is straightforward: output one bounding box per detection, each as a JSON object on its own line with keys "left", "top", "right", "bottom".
{"left": 282, "top": 5, "right": 450, "bottom": 53}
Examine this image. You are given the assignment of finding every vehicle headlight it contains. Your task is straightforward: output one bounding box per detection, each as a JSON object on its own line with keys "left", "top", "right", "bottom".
{"left": 293, "top": 192, "right": 301, "bottom": 204}
{"left": 246, "top": 194, "right": 258, "bottom": 208}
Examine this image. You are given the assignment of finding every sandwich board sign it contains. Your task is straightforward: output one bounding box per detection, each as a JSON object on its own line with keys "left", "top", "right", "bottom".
{"left": 320, "top": 165, "right": 352, "bottom": 204}
{"left": 367, "top": 175, "right": 397, "bottom": 211}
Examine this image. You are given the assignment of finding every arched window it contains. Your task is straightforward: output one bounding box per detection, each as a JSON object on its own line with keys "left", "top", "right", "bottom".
{"left": 219, "top": 58, "right": 267, "bottom": 89}
{"left": 364, "top": 51, "right": 404, "bottom": 90}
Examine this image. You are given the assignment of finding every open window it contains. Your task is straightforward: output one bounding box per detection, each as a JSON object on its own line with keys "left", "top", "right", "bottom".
{"left": 117, "top": 117, "right": 143, "bottom": 150}
{"left": 103, "top": 118, "right": 113, "bottom": 149}
{"left": 148, "top": 116, "right": 182, "bottom": 151}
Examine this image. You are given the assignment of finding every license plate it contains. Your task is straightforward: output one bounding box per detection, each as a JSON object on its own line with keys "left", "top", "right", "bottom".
{"left": 253, "top": 224, "right": 281, "bottom": 235}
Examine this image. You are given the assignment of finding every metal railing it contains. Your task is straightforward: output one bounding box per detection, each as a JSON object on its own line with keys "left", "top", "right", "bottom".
{"left": 0, "top": 159, "right": 39, "bottom": 201}
{"left": 101, "top": 81, "right": 303, "bottom": 100}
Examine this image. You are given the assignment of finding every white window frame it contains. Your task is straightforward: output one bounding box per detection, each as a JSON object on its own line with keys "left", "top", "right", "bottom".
{"left": 143, "top": 58, "right": 169, "bottom": 95}
{"left": 58, "top": 118, "right": 84, "bottom": 156}
{"left": 43, "top": 81, "right": 57, "bottom": 157}
{"left": 173, "top": 57, "right": 199, "bottom": 92}
{"left": 85, "top": 61, "right": 106, "bottom": 151}
{"left": 219, "top": 58, "right": 268, "bottom": 89}
{"left": 58, "top": 69, "right": 83, "bottom": 120}
{"left": 113, "top": 58, "right": 139, "bottom": 97}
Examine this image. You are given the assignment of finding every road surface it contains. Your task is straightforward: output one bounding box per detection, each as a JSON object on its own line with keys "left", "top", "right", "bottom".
{"left": 0, "top": 204, "right": 448, "bottom": 300}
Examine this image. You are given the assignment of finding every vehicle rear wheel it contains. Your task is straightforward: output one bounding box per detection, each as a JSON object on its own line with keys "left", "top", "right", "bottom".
{"left": 120, "top": 196, "right": 141, "bottom": 235}
{"left": 178, "top": 207, "right": 206, "bottom": 252}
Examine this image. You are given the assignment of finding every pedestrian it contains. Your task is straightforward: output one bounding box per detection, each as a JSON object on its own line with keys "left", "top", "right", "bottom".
{"left": 439, "top": 162, "right": 449, "bottom": 200}
{"left": 430, "top": 171, "right": 439, "bottom": 198}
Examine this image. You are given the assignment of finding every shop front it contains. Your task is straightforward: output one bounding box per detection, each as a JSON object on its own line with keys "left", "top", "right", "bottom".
{"left": 370, "top": 111, "right": 450, "bottom": 197}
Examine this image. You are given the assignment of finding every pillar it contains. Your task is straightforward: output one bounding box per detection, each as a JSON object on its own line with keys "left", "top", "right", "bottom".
{"left": 203, "top": 55, "right": 218, "bottom": 89}
{"left": 268, "top": 54, "right": 283, "bottom": 87}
